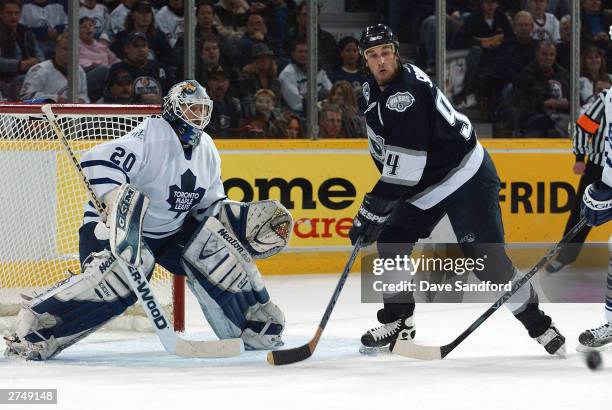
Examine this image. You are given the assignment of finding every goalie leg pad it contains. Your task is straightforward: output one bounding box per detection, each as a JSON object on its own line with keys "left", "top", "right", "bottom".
{"left": 109, "top": 184, "right": 150, "bottom": 266}
{"left": 182, "top": 216, "right": 285, "bottom": 349}
{"left": 218, "top": 199, "right": 293, "bottom": 259}
{"left": 5, "top": 247, "right": 155, "bottom": 360}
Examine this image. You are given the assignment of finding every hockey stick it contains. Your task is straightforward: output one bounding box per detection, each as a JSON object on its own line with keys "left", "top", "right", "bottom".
{"left": 267, "top": 237, "right": 362, "bottom": 365}
{"left": 392, "top": 217, "right": 588, "bottom": 360}
{"left": 41, "top": 104, "right": 243, "bottom": 358}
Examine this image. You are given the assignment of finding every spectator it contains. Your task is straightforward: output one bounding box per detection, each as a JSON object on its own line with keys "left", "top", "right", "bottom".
{"left": 324, "top": 80, "right": 366, "bottom": 138}
{"left": 278, "top": 36, "right": 332, "bottom": 116}
{"left": 236, "top": 12, "right": 281, "bottom": 68}
{"left": 205, "top": 65, "right": 242, "bottom": 138}
{"left": 418, "top": 1, "right": 472, "bottom": 71}
{"left": 527, "top": 0, "right": 560, "bottom": 41}
{"left": 318, "top": 103, "right": 346, "bottom": 138}
{"left": 452, "top": 0, "right": 514, "bottom": 111}
{"left": 269, "top": 110, "right": 303, "bottom": 138}
{"left": 259, "top": 0, "right": 297, "bottom": 46}
{"left": 329, "top": 36, "right": 368, "bottom": 100}
{"left": 193, "top": 1, "right": 232, "bottom": 59}
{"left": 214, "top": 0, "right": 249, "bottom": 40}
{"left": 556, "top": 14, "right": 571, "bottom": 70}
{"left": 194, "top": 34, "right": 240, "bottom": 97}
{"left": 156, "top": 0, "right": 183, "bottom": 48}
{"left": 19, "top": 33, "right": 89, "bottom": 102}
{"left": 79, "top": 16, "right": 120, "bottom": 102}
{"left": 239, "top": 88, "right": 280, "bottom": 137}
{"left": 477, "top": 11, "right": 537, "bottom": 123}
{"left": 112, "top": 0, "right": 173, "bottom": 67}
{"left": 581, "top": 0, "right": 612, "bottom": 52}
{"left": 512, "top": 40, "right": 570, "bottom": 136}
{"left": 282, "top": 1, "right": 338, "bottom": 74}
{"left": 101, "top": 68, "right": 133, "bottom": 103}
{"left": 79, "top": 0, "right": 112, "bottom": 44}
{"left": 110, "top": 0, "right": 136, "bottom": 35}
{"left": 239, "top": 43, "right": 280, "bottom": 102}
{"left": 579, "top": 45, "right": 612, "bottom": 104}
{"left": 0, "top": 0, "right": 44, "bottom": 101}
{"left": 106, "top": 32, "right": 170, "bottom": 104}
{"left": 19, "top": 0, "right": 67, "bottom": 59}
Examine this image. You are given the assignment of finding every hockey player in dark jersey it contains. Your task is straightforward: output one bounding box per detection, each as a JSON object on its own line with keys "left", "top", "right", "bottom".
{"left": 350, "top": 24, "right": 566, "bottom": 355}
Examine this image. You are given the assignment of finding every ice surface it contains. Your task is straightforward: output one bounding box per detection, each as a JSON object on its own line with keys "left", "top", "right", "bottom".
{"left": 1, "top": 271, "right": 610, "bottom": 410}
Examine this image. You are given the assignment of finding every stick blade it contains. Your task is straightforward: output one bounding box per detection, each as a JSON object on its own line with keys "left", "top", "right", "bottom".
{"left": 175, "top": 338, "right": 244, "bottom": 358}
{"left": 391, "top": 340, "right": 443, "bottom": 360}
{"left": 267, "top": 344, "right": 313, "bottom": 365}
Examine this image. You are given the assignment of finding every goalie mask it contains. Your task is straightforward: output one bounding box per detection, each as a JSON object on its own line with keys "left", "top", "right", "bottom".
{"left": 162, "top": 80, "right": 213, "bottom": 146}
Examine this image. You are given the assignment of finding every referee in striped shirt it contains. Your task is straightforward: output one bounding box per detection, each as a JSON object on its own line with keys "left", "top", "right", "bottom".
{"left": 545, "top": 89, "right": 607, "bottom": 273}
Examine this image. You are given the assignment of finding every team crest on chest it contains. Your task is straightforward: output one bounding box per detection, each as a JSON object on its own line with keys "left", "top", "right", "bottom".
{"left": 167, "top": 169, "right": 206, "bottom": 218}
{"left": 386, "top": 91, "right": 415, "bottom": 112}
{"left": 363, "top": 82, "right": 370, "bottom": 103}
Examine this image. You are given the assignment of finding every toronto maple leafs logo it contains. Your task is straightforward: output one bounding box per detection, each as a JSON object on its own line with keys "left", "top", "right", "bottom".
{"left": 167, "top": 169, "right": 206, "bottom": 218}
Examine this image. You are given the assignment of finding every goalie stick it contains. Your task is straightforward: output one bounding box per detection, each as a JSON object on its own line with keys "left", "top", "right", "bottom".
{"left": 41, "top": 104, "right": 243, "bottom": 358}
{"left": 392, "top": 217, "right": 588, "bottom": 360}
{"left": 267, "top": 237, "right": 362, "bottom": 365}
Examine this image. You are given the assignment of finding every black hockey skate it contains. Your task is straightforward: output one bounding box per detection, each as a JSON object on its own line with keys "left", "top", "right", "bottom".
{"left": 577, "top": 323, "right": 612, "bottom": 352}
{"left": 359, "top": 310, "right": 415, "bottom": 355}
{"left": 535, "top": 323, "right": 566, "bottom": 356}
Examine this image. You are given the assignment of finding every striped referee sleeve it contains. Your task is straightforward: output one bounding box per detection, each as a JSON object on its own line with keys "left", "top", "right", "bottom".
{"left": 575, "top": 90, "right": 607, "bottom": 166}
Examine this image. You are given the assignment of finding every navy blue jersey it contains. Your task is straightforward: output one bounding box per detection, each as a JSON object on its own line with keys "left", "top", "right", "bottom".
{"left": 364, "top": 63, "right": 484, "bottom": 209}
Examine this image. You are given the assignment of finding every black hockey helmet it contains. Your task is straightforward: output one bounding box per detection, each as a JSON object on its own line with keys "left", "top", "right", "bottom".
{"left": 359, "top": 24, "right": 399, "bottom": 57}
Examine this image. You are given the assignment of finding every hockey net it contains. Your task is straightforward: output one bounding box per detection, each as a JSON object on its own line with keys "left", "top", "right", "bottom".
{"left": 0, "top": 104, "right": 184, "bottom": 333}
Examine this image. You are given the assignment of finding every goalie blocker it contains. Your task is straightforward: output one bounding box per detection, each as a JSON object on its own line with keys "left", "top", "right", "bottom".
{"left": 5, "top": 184, "right": 293, "bottom": 358}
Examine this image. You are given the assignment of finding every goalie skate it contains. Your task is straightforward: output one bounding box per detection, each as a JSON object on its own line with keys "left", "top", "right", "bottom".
{"left": 577, "top": 323, "right": 612, "bottom": 352}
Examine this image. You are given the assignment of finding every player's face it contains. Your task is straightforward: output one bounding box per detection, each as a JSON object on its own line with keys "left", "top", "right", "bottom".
{"left": 0, "top": 3, "right": 21, "bottom": 30}
{"left": 364, "top": 44, "right": 399, "bottom": 86}
{"left": 181, "top": 103, "right": 210, "bottom": 127}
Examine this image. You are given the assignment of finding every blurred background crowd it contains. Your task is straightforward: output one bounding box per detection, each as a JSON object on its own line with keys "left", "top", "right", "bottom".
{"left": 0, "top": 0, "right": 610, "bottom": 138}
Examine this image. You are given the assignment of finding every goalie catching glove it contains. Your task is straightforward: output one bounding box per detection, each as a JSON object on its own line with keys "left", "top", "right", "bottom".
{"left": 582, "top": 181, "right": 612, "bottom": 226}
{"left": 349, "top": 194, "right": 398, "bottom": 246}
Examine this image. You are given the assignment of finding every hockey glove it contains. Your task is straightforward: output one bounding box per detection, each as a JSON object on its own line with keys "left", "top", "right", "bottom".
{"left": 582, "top": 181, "right": 612, "bottom": 226}
{"left": 349, "top": 194, "right": 398, "bottom": 246}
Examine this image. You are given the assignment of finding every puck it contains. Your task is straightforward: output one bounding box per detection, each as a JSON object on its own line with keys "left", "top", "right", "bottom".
{"left": 586, "top": 351, "right": 603, "bottom": 370}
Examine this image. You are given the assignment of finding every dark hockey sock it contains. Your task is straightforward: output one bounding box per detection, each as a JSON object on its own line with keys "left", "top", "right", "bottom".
{"left": 379, "top": 303, "right": 415, "bottom": 323}
{"left": 514, "top": 303, "right": 552, "bottom": 338}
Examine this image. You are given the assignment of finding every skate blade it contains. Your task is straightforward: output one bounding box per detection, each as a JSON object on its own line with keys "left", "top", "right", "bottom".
{"left": 554, "top": 344, "right": 568, "bottom": 358}
{"left": 359, "top": 345, "right": 390, "bottom": 356}
{"left": 576, "top": 344, "right": 610, "bottom": 353}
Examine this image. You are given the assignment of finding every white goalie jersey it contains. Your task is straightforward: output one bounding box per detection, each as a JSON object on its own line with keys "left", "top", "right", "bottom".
{"left": 81, "top": 117, "right": 226, "bottom": 239}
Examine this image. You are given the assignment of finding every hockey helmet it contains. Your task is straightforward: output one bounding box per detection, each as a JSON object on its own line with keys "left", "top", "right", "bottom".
{"left": 359, "top": 24, "right": 399, "bottom": 57}
{"left": 162, "top": 80, "right": 213, "bottom": 146}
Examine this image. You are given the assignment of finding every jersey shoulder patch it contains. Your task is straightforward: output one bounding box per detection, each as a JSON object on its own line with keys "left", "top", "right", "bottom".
{"left": 385, "top": 91, "right": 415, "bottom": 112}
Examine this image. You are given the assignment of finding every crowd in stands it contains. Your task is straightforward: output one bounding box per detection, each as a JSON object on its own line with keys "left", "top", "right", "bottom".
{"left": 1, "top": 0, "right": 612, "bottom": 138}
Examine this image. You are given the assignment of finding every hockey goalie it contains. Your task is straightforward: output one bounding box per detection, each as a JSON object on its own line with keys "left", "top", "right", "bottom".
{"left": 4, "top": 80, "right": 292, "bottom": 360}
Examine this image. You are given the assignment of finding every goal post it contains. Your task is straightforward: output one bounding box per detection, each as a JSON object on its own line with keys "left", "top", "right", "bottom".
{"left": 0, "top": 103, "right": 185, "bottom": 332}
